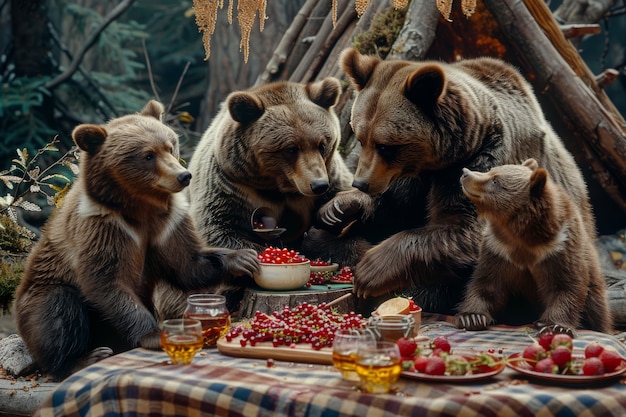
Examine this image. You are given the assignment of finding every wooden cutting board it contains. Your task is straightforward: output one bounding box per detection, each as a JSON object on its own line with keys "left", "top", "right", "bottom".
{"left": 216, "top": 335, "right": 333, "bottom": 365}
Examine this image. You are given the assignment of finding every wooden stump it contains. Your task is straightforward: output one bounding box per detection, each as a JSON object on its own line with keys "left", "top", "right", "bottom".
{"left": 237, "top": 284, "right": 357, "bottom": 320}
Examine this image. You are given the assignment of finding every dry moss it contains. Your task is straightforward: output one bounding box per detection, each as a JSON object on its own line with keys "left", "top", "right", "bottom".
{"left": 353, "top": 6, "right": 407, "bottom": 58}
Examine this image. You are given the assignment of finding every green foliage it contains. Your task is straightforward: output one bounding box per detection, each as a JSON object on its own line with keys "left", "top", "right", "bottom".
{"left": 0, "top": 214, "right": 34, "bottom": 254}
{"left": 353, "top": 6, "right": 407, "bottom": 58}
{"left": 0, "top": 258, "right": 23, "bottom": 314}
{"left": 0, "top": 137, "right": 79, "bottom": 225}
{"left": 0, "top": 77, "right": 58, "bottom": 156}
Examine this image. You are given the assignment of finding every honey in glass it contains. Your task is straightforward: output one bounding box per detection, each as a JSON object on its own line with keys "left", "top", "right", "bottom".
{"left": 355, "top": 341, "right": 402, "bottom": 394}
{"left": 183, "top": 294, "right": 231, "bottom": 348}
{"left": 160, "top": 318, "right": 204, "bottom": 364}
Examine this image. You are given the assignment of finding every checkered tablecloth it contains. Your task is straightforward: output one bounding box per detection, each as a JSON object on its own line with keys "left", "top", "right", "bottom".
{"left": 34, "top": 320, "right": 626, "bottom": 417}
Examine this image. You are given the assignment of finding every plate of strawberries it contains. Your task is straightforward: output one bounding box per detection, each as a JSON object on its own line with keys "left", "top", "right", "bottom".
{"left": 506, "top": 332, "right": 626, "bottom": 384}
{"left": 397, "top": 335, "right": 505, "bottom": 382}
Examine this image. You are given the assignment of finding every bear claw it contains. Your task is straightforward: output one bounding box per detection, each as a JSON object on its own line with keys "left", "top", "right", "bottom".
{"left": 457, "top": 313, "right": 492, "bottom": 330}
{"left": 536, "top": 322, "right": 576, "bottom": 338}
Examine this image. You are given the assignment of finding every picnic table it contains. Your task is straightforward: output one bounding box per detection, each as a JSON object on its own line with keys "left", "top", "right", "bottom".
{"left": 32, "top": 316, "right": 626, "bottom": 417}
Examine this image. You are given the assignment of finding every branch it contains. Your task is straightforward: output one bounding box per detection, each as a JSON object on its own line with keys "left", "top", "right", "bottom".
{"left": 45, "top": 0, "right": 136, "bottom": 90}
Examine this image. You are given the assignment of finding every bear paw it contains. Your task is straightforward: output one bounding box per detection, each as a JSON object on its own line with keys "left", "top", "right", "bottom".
{"left": 223, "top": 248, "right": 260, "bottom": 276}
{"left": 455, "top": 313, "right": 494, "bottom": 330}
{"left": 535, "top": 322, "right": 576, "bottom": 338}
{"left": 315, "top": 190, "right": 372, "bottom": 235}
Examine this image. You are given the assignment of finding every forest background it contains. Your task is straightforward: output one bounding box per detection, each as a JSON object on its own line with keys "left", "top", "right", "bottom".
{"left": 0, "top": 0, "right": 625, "bottom": 310}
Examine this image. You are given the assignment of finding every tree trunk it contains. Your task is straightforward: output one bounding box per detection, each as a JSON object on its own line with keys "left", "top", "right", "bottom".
{"left": 10, "top": 0, "right": 53, "bottom": 77}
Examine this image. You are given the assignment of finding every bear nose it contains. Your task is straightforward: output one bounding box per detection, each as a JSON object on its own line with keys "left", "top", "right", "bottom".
{"left": 352, "top": 179, "right": 369, "bottom": 193}
{"left": 310, "top": 180, "right": 329, "bottom": 195}
{"left": 177, "top": 171, "right": 192, "bottom": 186}
{"left": 461, "top": 168, "right": 471, "bottom": 178}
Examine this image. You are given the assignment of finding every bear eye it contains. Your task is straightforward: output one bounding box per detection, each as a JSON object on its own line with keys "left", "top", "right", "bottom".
{"left": 376, "top": 143, "right": 400, "bottom": 161}
{"left": 285, "top": 146, "right": 298, "bottom": 155}
{"left": 318, "top": 143, "right": 326, "bottom": 155}
{"left": 145, "top": 153, "right": 155, "bottom": 161}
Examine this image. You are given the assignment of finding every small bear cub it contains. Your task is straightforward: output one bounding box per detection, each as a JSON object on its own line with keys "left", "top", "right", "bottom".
{"left": 455, "top": 158, "right": 612, "bottom": 334}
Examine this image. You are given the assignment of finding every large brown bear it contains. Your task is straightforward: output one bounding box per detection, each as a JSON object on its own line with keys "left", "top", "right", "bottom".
{"left": 15, "top": 101, "right": 259, "bottom": 379}
{"left": 455, "top": 159, "right": 612, "bottom": 333}
{"left": 303, "top": 48, "right": 595, "bottom": 316}
{"left": 156, "top": 78, "right": 354, "bottom": 318}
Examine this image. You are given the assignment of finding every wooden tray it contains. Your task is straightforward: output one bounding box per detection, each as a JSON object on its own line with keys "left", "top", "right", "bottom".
{"left": 216, "top": 335, "right": 333, "bottom": 365}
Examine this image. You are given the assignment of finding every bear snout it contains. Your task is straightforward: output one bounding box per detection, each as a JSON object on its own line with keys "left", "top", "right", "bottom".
{"left": 310, "top": 179, "right": 330, "bottom": 195}
{"left": 352, "top": 179, "right": 369, "bottom": 193}
{"left": 177, "top": 171, "right": 192, "bottom": 187}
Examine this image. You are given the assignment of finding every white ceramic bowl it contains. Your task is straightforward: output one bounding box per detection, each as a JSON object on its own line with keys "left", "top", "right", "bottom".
{"left": 253, "top": 260, "right": 311, "bottom": 290}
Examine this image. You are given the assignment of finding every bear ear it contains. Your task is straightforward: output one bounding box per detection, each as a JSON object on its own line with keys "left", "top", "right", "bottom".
{"left": 227, "top": 92, "right": 265, "bottom": 124}
{"left": 522, "top": 158, "right": 539, "bottom": 170}
{"left": 306, "top": 77, "right": 341, "bottom": 109}
{"left": 530, "top": 168, "right": 548, "bottom": 198}
{"left": 404, "top": 65, "right": 446, "bottom": 111}
{"left": 140, "top": 100, "right": 165, "bottom": 121}
{"left": 340, "top": 47, "right": 380, "bottom": 91}
{"left": 72, "top": 124, "right": 107, "bottom": 154}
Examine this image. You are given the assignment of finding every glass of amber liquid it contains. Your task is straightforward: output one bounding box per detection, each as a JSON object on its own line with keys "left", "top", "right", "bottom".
{"left": 183, "top": 294, "right": 231, "bottom": 348}
{"left": 332, "top": 330, "right": 375, "bottom": 382}
{"left": 355, "top": 341, "right": 402, "bottom": 394}
{"left": 160, "top": 318, "right": 204, "bottom": 364}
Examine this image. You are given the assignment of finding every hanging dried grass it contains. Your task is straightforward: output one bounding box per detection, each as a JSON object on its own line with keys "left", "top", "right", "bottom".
{"left": 192, "top": 0, "right": 472, "bottom": 62}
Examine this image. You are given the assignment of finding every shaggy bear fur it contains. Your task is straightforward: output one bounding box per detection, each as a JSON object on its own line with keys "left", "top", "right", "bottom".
{"left": 15, "top": 101, "right": 259, "bottom": 379}
{"left": 455, "top": 159, "right": 612, "bottom": 333}
{"left": 155, "top": 78, "right": 354, "bottom": 318}
{"left": 303, "top": 48, "right": 595, "bottom": 315}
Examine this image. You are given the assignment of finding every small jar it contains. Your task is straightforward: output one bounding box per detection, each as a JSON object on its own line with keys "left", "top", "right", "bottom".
{"left": 367, "top": 314, "right": 415, "bottom": 343}
{"left": 183, "top": 294, "right": 230, "bottom": 348}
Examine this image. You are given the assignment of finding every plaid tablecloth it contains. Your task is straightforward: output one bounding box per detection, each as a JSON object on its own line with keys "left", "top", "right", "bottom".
{"left": 34, "top": 320, "right": 626, "bottom": 417}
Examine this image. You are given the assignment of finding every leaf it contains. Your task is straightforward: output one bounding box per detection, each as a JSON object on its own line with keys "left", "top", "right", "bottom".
{"left": 41, "top": 173, "right": 72, "bottom": 183}
{"left": 27, "top": 167, "right": 41, "bottom": 179}
{"left": 18, "top": 201, "right": 41, "bottom": 212}
{"left": 29, "top": 184, "right": 41, "bottom": 193}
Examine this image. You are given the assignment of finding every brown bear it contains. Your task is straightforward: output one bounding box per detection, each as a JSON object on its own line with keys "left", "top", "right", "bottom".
{"left": 155, "top": 78, "right": 354, "bottom": 319}
{"left": 15, "top": 101, "right": 259, "bottom": 379}
{"left": 303, "top": 48, "right": 595, "bottom": 316}
{"left": 455, "top": 159, "right": 612, "bottom": 333}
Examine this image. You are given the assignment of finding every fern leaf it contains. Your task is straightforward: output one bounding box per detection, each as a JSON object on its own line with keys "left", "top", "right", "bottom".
{"left": 18, "top": 201, "right": 41, "bottom": 212}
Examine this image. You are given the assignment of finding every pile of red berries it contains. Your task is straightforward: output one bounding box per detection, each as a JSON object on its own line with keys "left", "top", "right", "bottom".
{"left": 397, "top": 335, "right": 502, "bottom": 376}
{"left": 310, "top": 258, "right": 330, "bottom": 267}
{"left": 257, "top": 247, "right": 308, "bottom": 264}
{"left": 519, "top": 332, "right": 624, "bottom": 375}
{"left": 307, "top": 265, "right": 354, "bottom": 286}
{"left": 225, "top": 302, "right": 367, "bottom": 350}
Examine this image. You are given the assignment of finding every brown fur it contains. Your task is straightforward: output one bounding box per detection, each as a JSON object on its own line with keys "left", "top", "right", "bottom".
{"left": 456, "top": 159, "right": 612, "bottom": 332}
{"left": 303, "top": 49, "right": 595, "bottom": 315}
{"left": 154, "top": 79, "right": 354, "bottom": 318}
{"left": 15, "top": 101, "right": 259, "bottom": 379}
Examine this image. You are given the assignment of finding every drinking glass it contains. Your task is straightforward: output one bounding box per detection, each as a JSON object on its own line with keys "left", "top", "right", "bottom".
{"left": 332, "top": 330, "right": 376, "bottom": 382}
{"left": 160, "top": 318, "right": 204, "bottom": 364}
{"left": 183, "top": 294, "right": 231, "bottom": 348}
{"left": 355, "top": 341, "right": 402, "bottom": 394}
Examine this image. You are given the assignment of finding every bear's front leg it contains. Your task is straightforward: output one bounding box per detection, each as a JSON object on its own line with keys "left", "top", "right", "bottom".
{"left": 314, "top": 189, "right": 374, "bottom": 236}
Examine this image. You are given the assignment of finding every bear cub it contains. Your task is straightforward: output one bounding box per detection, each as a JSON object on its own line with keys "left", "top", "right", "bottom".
{"left": 15, "top": 101, "right": 259, "bottom": 379}
{"left": 455, "top": 159, "right": 612, "bottom": 333}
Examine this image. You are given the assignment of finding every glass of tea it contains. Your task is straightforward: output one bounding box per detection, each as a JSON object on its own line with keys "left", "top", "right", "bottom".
{"left": 332, "top": 330, "right": 376, "bottom": 382}
{"left": 355, "top": 341, "right": 402, "bottom": 394}
{"left": 160, "top": 318, "right": 204, "bottom": 365}
{"left": 183, "top": 293, "right": 231, "bottom": 348}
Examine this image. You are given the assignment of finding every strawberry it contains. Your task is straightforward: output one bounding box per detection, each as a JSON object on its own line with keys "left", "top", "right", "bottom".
{"left": 413, "top": 355, "right": 429, "bottom": 373}
{"left": 584, "top": 342, "right": 604, "bottom": 359}
{"left": 537, "top": 332, "right": 554, "bottom": 351}
{"left": 551, "top": 346, "right": 572, "bottom": 370}
{"left": 599, "top": 348, "right": 623, "bottom": 373}
{"left": 432, "top": 336, "right": 451, "bottom": 353}
{"left": 535, "top": 357, "right": 558, "bottom": 374}
{"left": 424, "top": 356, "right": 446, "bottom": 375}
{"left": 582, "top": 357, "right": 604, "bottom": 376}
{"left": 522, "top": 343, "right": 547, "bottom": 362}
{"left": 550, "top": 333, "right": 573, "bottom": 351}
{"left": 396, "top": 337, "right": 418, "bottom": 358}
